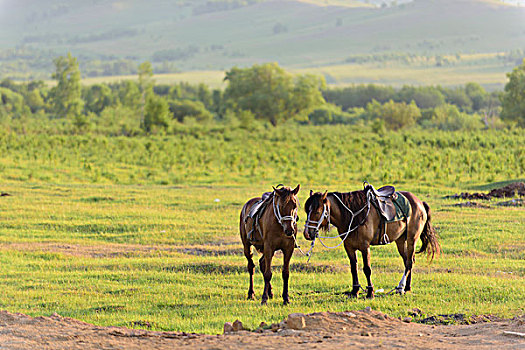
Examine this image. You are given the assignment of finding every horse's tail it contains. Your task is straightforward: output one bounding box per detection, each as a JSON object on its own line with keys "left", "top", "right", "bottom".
{"left": 417, "top": 201, "right": 441, "bottom": 261}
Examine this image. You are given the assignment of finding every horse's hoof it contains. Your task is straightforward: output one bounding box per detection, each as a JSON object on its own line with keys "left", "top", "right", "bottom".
{"left": 395, "top": 287, "right": 405, "bottom": 295}
{"left": 268, "top": 292, "right": 274, "bottom": 299}
{"left": 365, "top": 287, "right": 374, "bottom": 299}
{"left": 261, "top": 299, "right": 268, "bottom": 305}
{"left": 247, "top": 294, "right": 255, "bottom": 300}
{"left": 348, "top": 293, "right": 358, "bottom": 299}
{"left": 283, "top": 299, "right": 289, "bottom": 306}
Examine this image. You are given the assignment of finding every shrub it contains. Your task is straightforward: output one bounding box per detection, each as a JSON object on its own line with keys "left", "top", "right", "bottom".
{"left": 420, "top": 104, "right": 484, "bottom": 131}
{"left": 365, "top": 99, "right": 421, "bottom": 130}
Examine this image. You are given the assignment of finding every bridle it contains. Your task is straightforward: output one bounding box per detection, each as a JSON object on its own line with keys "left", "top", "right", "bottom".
{"left": 304, "top": 202, "right": 330, "bottom": 234}
{"left": 304, "top": 192, "right": 371, "bottom": 250}
{"left": 272, "top": 193, "right": 298, "bottom": 233}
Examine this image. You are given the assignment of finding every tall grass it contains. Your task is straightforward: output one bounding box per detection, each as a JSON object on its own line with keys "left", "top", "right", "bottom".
{"left": 0, "top": 126, "right": 523, "bottom": 334}
{"left": 0, "top": 126, "right": 523, "bottom": 187}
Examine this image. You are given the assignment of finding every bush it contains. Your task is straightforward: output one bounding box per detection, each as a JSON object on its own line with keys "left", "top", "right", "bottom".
{"left": 420, "top": 104, "right": 484, "bottom": 131}
{"left": 169, "top": 99, "right": 213, "bottom": 123}
{"left": 144, "top": 95, "right": 170, "bottom": 132}
{"left": 365, "top": 99, "right": 421, "bottom": 130}
{"left": 307, "top": 104, "right": 357, "bottom": 125}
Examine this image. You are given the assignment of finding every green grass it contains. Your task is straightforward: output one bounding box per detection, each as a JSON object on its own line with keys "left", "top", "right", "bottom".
{"left": 0, "top": 126, "right": 523, "bottom": 334}
{"left": 0, "top": 181, "right": 523, "bottom": 334}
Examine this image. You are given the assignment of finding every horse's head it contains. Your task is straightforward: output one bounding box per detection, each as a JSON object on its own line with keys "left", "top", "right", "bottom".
{"left": 272, "top": 184, "right": 300, "bottom": 237}
{"left": 304, "top": 190, "right": 330, "bottom": 241}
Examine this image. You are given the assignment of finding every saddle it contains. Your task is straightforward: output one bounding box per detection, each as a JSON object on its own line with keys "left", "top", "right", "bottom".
{"left": 364, "top": 183, "right": 411, "bottom": 245}
{"left": 365, "top": 184, "right": 397, "bottom": 221}
{"left": 247, "top": 192, "right": 272, "bottom": 219}
{"left": 245, "top": 192, "right": 273, "bottom": 242}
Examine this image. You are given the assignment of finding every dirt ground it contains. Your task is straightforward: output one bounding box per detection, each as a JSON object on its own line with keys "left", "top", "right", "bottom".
{"left": 0, "top": 309, "right": 523, "bottom": 350}
{"left": 445, "top": 182, "right": 525, "bottom": 201}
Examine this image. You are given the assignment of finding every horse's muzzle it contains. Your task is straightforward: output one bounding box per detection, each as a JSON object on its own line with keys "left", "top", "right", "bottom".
{"left": 303, "top": 227, "right": 316, "bottom": 241}
{"left": 285, "top": 224, "right": 297, "bottom": 237}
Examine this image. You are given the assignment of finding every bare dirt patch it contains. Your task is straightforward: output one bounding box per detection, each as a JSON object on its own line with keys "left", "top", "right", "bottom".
{"left": 445, "top": 182, "right": 525, "bottom": 201}
{"left": 0, "top": 309, "right": 523, "bottom": 350}
{"left": 0, "top": 242, "right": 242, "bottom": 259}
{"left": 449, "top": 201, "right": 492, "bottom": 208}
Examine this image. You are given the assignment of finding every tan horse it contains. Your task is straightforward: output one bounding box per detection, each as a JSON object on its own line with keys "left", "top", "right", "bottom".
{"left": 240, "top": 185, "right": 300, "bottom": 305}
{"left": 304, "top": 187, "right": 440, "bottom": 299}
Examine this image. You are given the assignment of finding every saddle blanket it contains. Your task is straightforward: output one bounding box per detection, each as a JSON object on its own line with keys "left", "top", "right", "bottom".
{"left": 386, "top": 192, "right": 411, "bottom": 223}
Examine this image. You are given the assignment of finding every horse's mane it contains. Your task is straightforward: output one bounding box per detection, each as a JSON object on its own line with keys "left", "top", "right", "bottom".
{"left": 276, "top": 187, "right": 298, "bottom": 205}
{"left": 330, "top": 190, "right": 368, "bottom": 230}
{"left": 304, "top": 193, "right": 321, "bottom": 213}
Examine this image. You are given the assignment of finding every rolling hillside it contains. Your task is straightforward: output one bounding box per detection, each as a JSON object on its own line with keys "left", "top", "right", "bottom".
{"left": 0, "top": 0, "right": 524, "bottom": 88}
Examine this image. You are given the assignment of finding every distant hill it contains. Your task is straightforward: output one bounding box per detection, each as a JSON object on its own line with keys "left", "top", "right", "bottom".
{"left": 0, "top": 0, "right": 524, "bottom": 88}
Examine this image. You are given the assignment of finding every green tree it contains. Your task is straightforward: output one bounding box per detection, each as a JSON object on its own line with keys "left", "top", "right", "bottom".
{"left": 0, "top": 87, "right": 29, "bottom": 119}
{"left": 501, "top": 59, "right": 525, "bottom": 127}
{"left": 223, "top": 63, "right": 325, "bottom": 126}
{"left": 396, "top": 86, "right": 445, "bottom": 109}
{"left": 464, "top": 82, "right": 488, "bottom": 112}
{"left": 138, "top": 61, "right": 154, "bottom": 126}
{"left": 83, "top": 84, "right": 113, "bottom": 115}
{"left": 365, "top": 99, "right": 421, "bottom": 130}
{"left": 118, "top": 80, "right": 141, "bottom": 109}
{"left": 421, "top": 104, "right": 483, "bottom": 131}
{"left": 26, "top": 89, "right": 46, "bottom": 113}
{"left": 169, "top": 99, "right": 213, "bottom": 123}
{"left": 144, "top": 95, "right": 169, "bottom": 132}
{"left": 51, "top": 53, "right": 83, "bottom": 119}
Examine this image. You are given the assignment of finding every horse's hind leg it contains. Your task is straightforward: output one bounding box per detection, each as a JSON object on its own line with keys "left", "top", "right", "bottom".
{"left": 244, "top": 244, "right": 255, "bottom": 300}
{"left": 395, "top": 238, "right": 410, "bottom": 293}
{"left": 395, "top": 236, "right": 416, "bottom": 294}
{"left": 259, "top": 255, "right": 273, "bottom": 299}
{"left": 261, "top": 247, "right": 275, "bottom": 305}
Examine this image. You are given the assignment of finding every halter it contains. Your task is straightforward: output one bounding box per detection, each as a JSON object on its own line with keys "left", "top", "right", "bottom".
{"left": 305, "top": 192, "right": 371, "bottom": 250}
{"left": 272, "top": 193, "right": 298, "bottom": 232}
{"left": 304, "top": 203, "right": 330, "bottom": 234}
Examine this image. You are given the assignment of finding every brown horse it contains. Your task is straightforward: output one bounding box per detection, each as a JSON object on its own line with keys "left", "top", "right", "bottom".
{"left": 304, "top": 186, "right": 440, "bottom": 299}
{"left": 240, "top": 185, "right": 300, "bottom": 305}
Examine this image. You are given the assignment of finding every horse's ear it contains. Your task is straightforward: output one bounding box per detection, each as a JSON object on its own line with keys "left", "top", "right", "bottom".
{"left": 310, "top": 189, "right": 313, "bottom": 197}
{"left": 273, "top": 186, "right": 282, "bottom": 196}
{"left": 292, "top": 184, "right": 300, "bottom": 195}
{"left": 322, "top": 190, "right": 328, "bottom": 202}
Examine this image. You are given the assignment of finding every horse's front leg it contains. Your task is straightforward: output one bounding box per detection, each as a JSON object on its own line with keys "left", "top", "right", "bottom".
{"left": 281, "top": 246, "right": 293, "bottom": 305}
{"left": 361, "top": 247, "right": 374, "bottom": 299}
{"left": 261, "top": 247, "right": 274, "bottom": 305}
{"left": 344, "top": 245, "right": 360, "bottom": 298}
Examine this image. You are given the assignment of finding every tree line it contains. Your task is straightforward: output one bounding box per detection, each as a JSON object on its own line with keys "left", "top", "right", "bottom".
{"left": 0, "top": 54, "right": 524, "bottom": 135}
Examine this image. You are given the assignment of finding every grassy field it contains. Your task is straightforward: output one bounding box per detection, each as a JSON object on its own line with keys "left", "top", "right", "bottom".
{"left": 0, "top": 126, "right": 524, "bottom": 334}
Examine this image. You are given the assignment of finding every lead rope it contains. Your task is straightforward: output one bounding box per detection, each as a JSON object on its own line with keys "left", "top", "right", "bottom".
{"left": 316, "top": 193, "right": 371, "bottom": 249}
{"left": 302, "top": 191, "right": 372, "bottom": 262}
